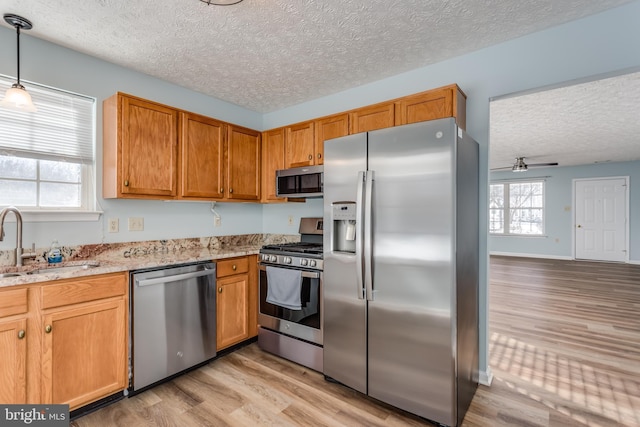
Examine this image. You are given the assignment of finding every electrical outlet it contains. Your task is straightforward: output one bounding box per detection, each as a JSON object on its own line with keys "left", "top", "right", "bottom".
{"left": 288, "top": 215, "right": 294, "bottom": 226}
{"left": 128, "top": 217, "right": 144, "bottom": 231}
{"left": 108, "top": 218, "right": 119, "bottom": 233}
{"left": 214, "top": 216, "right": 221, "bottom": 227}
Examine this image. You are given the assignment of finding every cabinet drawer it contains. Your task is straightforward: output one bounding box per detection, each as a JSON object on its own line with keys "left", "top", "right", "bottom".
{"left": 0, "top": 288, "right": 28, "bottom": 318}
{"left": 42, "top": 272, "right": 127, "bottom": 310}
{"left": 217, "top": 257, "right": 249, "bottom": 278}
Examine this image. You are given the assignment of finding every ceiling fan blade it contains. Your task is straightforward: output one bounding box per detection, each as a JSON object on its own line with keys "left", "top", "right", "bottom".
{"left": 527, "top": 162, "right": 558, "bottom": 167}
{"left": 490, "top": 166, "right": 514, "bottom": 171}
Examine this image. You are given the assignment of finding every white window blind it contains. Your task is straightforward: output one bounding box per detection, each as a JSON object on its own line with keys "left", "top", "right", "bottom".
{"left": 0, "top": 75, "right": 95, "bottom": 162}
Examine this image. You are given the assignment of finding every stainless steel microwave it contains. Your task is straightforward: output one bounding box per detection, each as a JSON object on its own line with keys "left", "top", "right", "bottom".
{"left": 276, "top": 165, "right": 323, "bottom": 198}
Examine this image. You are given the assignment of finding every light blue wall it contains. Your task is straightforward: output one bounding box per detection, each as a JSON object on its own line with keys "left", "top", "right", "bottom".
{"left": 0, "top": 25, "right": 264, "bottom": 246}
{"left": 490, "top": 161, "right": 640, "bottom": 262}
{"left": 263, "top": 1, "right": 640, "bottom": 378}
{"left": 1, "top": 1, "right": 639, "bottom": 379}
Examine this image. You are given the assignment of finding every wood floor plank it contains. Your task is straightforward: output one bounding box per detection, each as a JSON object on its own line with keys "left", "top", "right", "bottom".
{"left": 72, "top": 256, "right": 640, "bottom": 427}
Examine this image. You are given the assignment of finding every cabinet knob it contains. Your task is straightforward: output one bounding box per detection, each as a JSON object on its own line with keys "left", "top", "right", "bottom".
{"left": 218, "top": 287, "right": 223, "bottom": 293}
{"left": 232, "top": 264, "right": 237, "bottom": 271}
{"left": 229, "top": 188, "right": 233, "bottom": 194}
{"left": 577, "top": 224, "right": 582, "bottom": 228}
{"left": 17, "top": 329, "right": 25, "bottom": 339}
{"left": 45, "top": 325, "right": 52, "bottom": 334}
{"left": 220, "top": 188, "right": 224, "bottom": 193}
{"left": 317, "top": 153, "right": 322, "bottom": 159}
{"left": 308, "top": 154, "right": 313, "bottom": 160}
{"left": 124, "top": 180, "right": 129, "bottom": 187}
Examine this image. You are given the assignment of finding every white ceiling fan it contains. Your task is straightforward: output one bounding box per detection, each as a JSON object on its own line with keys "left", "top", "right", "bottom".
{"left": 491, "top": 157, "right": 559, "bottom": 172}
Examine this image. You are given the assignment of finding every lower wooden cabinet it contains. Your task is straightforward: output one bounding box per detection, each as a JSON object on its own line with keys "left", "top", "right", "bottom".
{"left": 216, "top": 255, "right": 258, "bottom": 350}
{"left": 0, "top": 316, "right": 27, "bottom": 404}
{"left": 0, "top": 272, "right": 128, "bottom": 410}
{"left": 41, "top": 299, "right": 127, "bottom": 409}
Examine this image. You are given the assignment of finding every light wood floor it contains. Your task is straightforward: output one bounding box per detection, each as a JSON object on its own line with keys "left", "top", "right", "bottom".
{"left": 72, "top": 256, "right": 640, "bottom": 427}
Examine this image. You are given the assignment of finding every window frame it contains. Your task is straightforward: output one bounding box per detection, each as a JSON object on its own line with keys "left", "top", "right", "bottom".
{"left": 489, "top": 179, "right": 546, "bottom": 237}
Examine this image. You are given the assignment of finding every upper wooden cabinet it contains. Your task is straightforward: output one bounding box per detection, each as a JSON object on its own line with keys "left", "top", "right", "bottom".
{"left": 226, "top": 125, "right": 261, "bottom": 201}
{"left": 103, "top": 93, "right": 178, "bottom": 199}
{"left": 104, "top": 93, "right": 261, "bottom": 201}
{"left": 315, "top": 113, "right": 349, "bottom": 164}
{"left": 349, "top": 102, "right": 395, "bottom": 134}
{"left": 261, "top": 128, "right": 286, "bottom": 203}
{"left": 285, "top": 121, "right": 315, "bottom": 168}
{"left": 179, "top": 112, "right": 225, "bottom": 200}
{"left": 395, "top": 84, "right": 467, "bottom": 129}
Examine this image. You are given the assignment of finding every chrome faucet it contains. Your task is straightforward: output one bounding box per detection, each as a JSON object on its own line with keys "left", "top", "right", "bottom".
{"left": 0, "top": 206, "right": 36, "bottom": 267}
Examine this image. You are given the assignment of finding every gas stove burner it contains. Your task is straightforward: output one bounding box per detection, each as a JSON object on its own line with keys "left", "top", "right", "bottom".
{"left": 261, "top": 242, "right": 323, "bottom": 255}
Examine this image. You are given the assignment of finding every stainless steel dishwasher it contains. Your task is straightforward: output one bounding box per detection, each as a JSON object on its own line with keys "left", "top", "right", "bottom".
{"left": 130, "top": 261, "right": 216, "bottom": 392}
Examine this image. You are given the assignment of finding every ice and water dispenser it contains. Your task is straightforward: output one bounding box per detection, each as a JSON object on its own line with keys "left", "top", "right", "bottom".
{"left": 332, "top": 202, "right": 357, "bottom": 253}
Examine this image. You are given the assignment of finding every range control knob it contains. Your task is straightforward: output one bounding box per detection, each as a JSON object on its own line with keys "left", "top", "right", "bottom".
{"left": 283, "top": 256, "right": 292, "bottom": 264}
{"left": 309, "top": 260, "right": 317, "bottom": 267}
{"left": 261, "top": 254, "right": 269, "bottom": 262}
{"left": 269, "top": 255, "right": 277, "bottom": 262}
{"left": 300, "top": 259, "right": 309, "bottom": 266}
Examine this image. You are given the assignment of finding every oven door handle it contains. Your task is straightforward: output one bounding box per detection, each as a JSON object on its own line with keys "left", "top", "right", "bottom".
{"left": 259, "top": 264, "right": 320, "bottom": 279}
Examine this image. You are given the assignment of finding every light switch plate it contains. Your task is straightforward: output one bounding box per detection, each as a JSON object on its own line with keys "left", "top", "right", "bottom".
{"left": 128, "top": 217, "right": 144, "bottom": 231}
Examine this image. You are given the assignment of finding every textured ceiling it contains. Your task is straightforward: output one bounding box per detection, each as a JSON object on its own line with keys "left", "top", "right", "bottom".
{"left": 0, "top": 0, "right": 635, "bottom": 113}
{"left": 490, "top": 71, "right": 640, "bottom": 170}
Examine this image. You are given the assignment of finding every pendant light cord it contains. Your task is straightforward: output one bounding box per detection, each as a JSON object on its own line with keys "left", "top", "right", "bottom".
{"left": 16, "top": 24, "right": 21, "bottom": 86}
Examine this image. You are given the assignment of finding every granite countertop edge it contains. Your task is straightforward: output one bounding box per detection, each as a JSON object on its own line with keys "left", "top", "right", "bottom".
{"left": 0, "top": 246, "right": 261, "bottom": 288}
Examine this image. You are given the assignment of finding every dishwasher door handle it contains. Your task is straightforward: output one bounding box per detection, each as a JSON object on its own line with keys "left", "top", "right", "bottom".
{"left": 136, "top": 268, "right": 215, "bottom": 287}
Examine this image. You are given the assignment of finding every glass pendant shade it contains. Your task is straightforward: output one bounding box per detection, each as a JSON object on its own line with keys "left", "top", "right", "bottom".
{"left": 1, "top": 84, "right": 37, "bottom": 112}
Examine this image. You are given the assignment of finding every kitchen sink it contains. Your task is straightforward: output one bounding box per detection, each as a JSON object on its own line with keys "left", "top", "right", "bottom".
{"left": 30, "top": 261, "right": 101, "bottom": 275}
{"left": 0, "top": 261, "right": 101, "bottom": 278}
{"left": 0, "top": 272, "right": 28, "bottom": 278}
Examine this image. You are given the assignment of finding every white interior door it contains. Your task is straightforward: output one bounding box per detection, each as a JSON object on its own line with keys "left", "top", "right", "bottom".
{"left": 574, "top": 178, "right": 627, "bottom": 262}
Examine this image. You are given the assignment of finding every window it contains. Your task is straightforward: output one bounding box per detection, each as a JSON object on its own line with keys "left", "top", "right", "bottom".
{"left": 490, "top": 180, "right": 545, "bottom": 235}
{"left": 0, "top": 75, "right": 96, "bottom": 212}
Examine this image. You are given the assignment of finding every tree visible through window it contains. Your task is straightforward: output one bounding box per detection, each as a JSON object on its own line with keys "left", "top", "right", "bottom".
{"left": 0, "top": 75, "right": 95, "bottom": 210}
{"left": 490, "top": 181, "right": 544, "bottom": 235}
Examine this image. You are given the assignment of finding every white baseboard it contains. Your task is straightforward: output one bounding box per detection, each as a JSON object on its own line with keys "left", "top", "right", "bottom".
{"left": 491, "top": 251, "right": 640, "bottom": 264}
{"left": 490, "top": 251, "right": 572, "bottom": 260}
{"left": 479, "top": 367, "right": 493, "bottom": 386}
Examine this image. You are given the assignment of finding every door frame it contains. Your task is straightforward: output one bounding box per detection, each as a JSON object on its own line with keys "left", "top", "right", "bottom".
{"left": 572, "top": 176, "right": 629, "bottom": 262}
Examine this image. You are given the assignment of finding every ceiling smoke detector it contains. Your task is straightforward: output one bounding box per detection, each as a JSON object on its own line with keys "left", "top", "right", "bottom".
{"left": 200, "top": 0, "right": 243, "bottom": 5}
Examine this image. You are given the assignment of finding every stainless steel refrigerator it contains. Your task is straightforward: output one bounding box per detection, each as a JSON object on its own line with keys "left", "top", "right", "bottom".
{"left": 323, "top": 118, "right": 479, "bottom": 427}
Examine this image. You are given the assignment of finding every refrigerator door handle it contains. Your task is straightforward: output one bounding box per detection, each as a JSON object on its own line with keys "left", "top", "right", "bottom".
{"left": 355, "top": 171, "right": 366, "bottom": 299}
{"left": 364, "top": 170, "right": 374, "bottom": 301}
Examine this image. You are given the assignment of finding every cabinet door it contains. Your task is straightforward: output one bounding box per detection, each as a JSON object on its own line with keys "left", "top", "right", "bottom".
{"left": 261, "top": 128, "right": 287, "bottom": 202}
{"left": 216, "top": 273, "right": 249, "bottom": 350}
{"left": 227, "top": 125, "right": 261, "bottom": 200}
{"left": 395, "top": 86, "right": 467, "bottom": 130}
{"left": 285, "top": 121, "right": 315, "bottom": 168}
{"left": 247, "top": 255, "right": 259, "bottom": 339}
{"left": 180, "top": 112, "right": 225, "bottom": 199}
{"left": 41, "top": 299, "right": 127, "bottom": 410}
{"left": 315, "top": 113, "right": 348, "bottom": 165}
{"left": 0, "top": 318, "right": 27, "bottom": 404}
{"left": 120, "top": 95, "right": 178, "bottom": 197}
{"left": 349, "top": 103, "right": 394, "bottom": 134}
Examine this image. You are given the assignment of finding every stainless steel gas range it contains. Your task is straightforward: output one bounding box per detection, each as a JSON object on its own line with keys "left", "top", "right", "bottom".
{"left": 258, "top": 217, "right": 323, "bottom": 372}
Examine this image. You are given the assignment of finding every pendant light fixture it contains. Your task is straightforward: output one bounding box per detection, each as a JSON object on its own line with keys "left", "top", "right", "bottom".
{"left": 199, "top": 0, "right": 244, "bottom": 5}
{"left": 1, "top": 14, "right": 37, "bottom": 112}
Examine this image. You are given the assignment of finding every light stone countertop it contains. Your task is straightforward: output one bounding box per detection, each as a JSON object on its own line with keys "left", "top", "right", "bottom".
{"left": 0, "top": 234, "right": 296, "bottom": 288}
